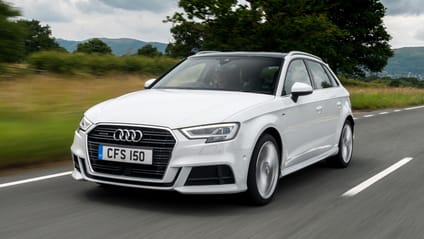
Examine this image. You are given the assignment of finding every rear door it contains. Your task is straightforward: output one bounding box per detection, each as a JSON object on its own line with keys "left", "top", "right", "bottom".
{"left": 304, "top": 60, "right": 340, "bottom": 152}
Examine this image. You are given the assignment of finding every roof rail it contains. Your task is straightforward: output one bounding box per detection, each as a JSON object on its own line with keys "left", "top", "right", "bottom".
{"left": 195, "top": 51, "right": 220, "bottom": 55}
{"left": 287, "top": 51, "right": 322, "bottom": 61}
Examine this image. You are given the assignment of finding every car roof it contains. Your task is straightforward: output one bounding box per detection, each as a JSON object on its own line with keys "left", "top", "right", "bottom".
{"left": 190, "top": 51, "right": 288, "bottom": 59}
{"left": 189, "top": 51, "right": 323, "bottom": 62}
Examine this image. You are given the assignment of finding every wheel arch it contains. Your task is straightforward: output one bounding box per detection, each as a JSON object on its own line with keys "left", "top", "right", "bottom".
{"left": 260, "top": 127, "right": 283, "bottom": 158}
{"left": 245, "top": 126, "right": 283, "bottom": 204}
{"left": 345, "top": 115, "right": 355, "bottom": 132}
{"left": 250, "top": 126, "right": 284, "bottom": 174}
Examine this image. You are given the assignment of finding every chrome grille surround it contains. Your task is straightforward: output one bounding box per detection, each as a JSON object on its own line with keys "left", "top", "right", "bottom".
{"left": 85, "top": 123, "right": 177, "bottom": 182}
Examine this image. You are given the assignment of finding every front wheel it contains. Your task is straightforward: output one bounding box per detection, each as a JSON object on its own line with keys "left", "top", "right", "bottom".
{"left": 246, "top": 134, "right": 280, "bottom": 205}
{"left": 328, "top": 121, "right": 353, "bottom": 168}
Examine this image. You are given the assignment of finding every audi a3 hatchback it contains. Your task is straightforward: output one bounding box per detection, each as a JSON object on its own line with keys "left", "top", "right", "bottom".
{"left": 71, "top": 51, "right": 354, "bottom": 205}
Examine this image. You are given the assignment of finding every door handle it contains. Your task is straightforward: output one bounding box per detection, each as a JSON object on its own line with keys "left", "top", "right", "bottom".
{"left": 336, "top": 101, "right": 342, "bottom": 109}
{"left": 316, "top": 106, "right": 323, "bottom": 114}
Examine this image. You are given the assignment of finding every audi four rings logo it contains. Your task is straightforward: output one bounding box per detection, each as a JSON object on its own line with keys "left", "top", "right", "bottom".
{"left": 113, "top": 129, "right": 143, "bottom": 142}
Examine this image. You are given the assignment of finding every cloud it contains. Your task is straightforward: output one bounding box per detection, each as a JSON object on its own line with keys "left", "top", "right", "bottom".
{"left": 10, "top": 0, "right": 73, "bottom": 22}
{"left": 381, "top": 0, "right": 424, "bottom": 15}
{"left": 414, "top": 28, "right": 424, "bottom": 41}
{"left": 49, "top": 7, "right": 175, "bottom": 42}
{"left": 7, "top": 0, "right": 177, "bottom": 42}
{"left": 98, "top": 0, "right": 176, "bottom": 13}
{"left": 74, "top": 0, "right": 114, "bottom": 14}
{"left": 384, "top": 15, "right": 424, "bottom": 48}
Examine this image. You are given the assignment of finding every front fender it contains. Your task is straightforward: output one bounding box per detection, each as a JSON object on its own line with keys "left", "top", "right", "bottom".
{"left": 236, "top": 113, "right": 286, "bottom": 178}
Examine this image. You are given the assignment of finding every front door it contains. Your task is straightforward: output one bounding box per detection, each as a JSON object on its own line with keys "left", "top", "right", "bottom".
{"left": 279, "top": 59, "right": 324, "bottom": 168}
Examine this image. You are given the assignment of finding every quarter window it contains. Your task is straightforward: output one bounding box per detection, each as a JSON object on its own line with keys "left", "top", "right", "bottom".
{"left": 283, "top": 60, "right": 312, "bottom": 95}
{"left": 306, "top": 60, "right": 334, "bottom": 89}
{"left": 323, "top": 65, "right": 339, "bottom": 86}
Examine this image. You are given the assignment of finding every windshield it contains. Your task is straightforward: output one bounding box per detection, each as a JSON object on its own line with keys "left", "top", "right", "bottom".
{"left": 153, "top": 56, "right": 283, "bottom": 95}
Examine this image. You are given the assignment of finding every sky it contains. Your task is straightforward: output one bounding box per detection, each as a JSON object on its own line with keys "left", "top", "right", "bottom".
{"left": 6, "top": 0, "right": 424, "bottom": 48}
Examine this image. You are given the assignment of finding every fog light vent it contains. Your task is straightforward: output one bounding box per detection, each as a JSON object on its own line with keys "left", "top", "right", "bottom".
{"left": 185, "top": 165, "right": 235, "bottom": 186}
{"left": 72, "top": 154, "right": 80, "bottom": 172}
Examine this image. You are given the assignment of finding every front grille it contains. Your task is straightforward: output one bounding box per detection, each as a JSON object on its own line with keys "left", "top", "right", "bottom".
{"left": 79, "top": 157, "right": 180, "bottom": 187}
{"left": 87, "top": 125, "right": 176, "bottom": 179}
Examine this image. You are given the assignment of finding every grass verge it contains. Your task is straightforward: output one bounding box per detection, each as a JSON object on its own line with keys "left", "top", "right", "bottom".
{"left": 0, "top": 74, "right": 148, "bottom": 168}
{"left": 347, "top": 87, "right": 424, "bottom": 110}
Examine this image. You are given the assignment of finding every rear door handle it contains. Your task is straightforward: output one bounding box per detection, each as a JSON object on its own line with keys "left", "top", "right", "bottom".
{"left": 316, "top": 106, "right": 323, "bottom": 114}
{"left": 336, "top": 101, "right": 342, "bottom": 109}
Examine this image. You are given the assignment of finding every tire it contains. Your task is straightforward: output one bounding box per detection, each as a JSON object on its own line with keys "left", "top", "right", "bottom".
{"left": 246, "top": 134, "right": 281, "bottom": 206}
{"left": 328, "top": 121, "right": 354, "bottom": 168}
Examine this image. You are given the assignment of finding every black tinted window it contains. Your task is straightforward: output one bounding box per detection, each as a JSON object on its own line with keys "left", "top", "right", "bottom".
{"left": 305, "top": 60, "right": 334, "bottom": 89}
{"left": 153, "top": 56, "right": 283, "bottom": 95}
{"left": 323, "top": 65, "right": 339, "bottom": 86}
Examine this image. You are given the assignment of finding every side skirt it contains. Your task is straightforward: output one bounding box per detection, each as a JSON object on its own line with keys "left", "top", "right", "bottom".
{"left": 280, "top": 147, "right": 338, "bottom": 177}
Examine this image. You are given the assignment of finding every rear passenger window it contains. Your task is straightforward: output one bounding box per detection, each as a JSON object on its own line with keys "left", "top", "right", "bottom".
{"left": 306, "top": 61, "right": 334, "bottom": 89}
{"left": 283, "top": 60, "right": 312, "bottom": 95}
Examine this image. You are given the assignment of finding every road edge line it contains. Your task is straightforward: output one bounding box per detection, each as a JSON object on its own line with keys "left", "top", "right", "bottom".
{"left": 0, "top": 171, "right": 72, "bottom": 189}
{"left": 342, "top": 157, "right": 413, "bottom": 197}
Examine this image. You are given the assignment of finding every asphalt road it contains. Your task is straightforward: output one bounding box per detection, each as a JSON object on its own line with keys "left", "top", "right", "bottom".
{"left": 1, "top": 106, "right": 424, "bottom": 239}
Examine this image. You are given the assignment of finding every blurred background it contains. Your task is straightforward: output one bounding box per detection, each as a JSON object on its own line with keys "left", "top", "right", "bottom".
{"left": 1, "top": 0, "right": 424, "bottom": 170}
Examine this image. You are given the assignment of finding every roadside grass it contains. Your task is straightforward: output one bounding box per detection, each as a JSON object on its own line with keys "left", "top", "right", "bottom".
{"left": 0, "top": 117, "right": 78, "bottom": 165}
{"left": 0, "top": 74, "right": 148, "bottom": 167}
{"left": 0, "top": 74, "right": 424, "bottom": 168}
{"left": 347, "top": 87, "right": 424, "bottom": 110}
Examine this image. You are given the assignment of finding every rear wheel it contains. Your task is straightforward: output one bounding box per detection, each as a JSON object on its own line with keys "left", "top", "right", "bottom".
{"left": 246, "top": 134, "right": 280, "bottom": 205}
{"left": 328, "top": 121, "right": 353, "bottom": 168}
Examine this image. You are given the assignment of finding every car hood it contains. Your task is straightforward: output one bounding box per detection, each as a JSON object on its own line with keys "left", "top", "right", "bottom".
{"left": 85, "top": 89, "right": 274, "bottom": 129}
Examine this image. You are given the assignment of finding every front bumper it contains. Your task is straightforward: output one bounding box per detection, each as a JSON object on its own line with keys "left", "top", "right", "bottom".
{"left": 70, "top": 124, "right": 251, "bottom": 194}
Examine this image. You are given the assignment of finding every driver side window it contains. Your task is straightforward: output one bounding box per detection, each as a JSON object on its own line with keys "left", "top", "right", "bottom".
{"left": 283, "top": 60, "right": 312, "bottom": 95}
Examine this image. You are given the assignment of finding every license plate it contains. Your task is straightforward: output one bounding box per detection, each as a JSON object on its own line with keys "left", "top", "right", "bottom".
{"left": 97, "top": 145, "right": 153, "bottom": 165}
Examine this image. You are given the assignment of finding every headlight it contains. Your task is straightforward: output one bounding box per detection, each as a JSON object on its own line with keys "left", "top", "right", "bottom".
{"left": 180, "top": 123, "right": 240, "bottom": 143}
{"left": 78, "top": 116, "right": 93, "bottom": 131}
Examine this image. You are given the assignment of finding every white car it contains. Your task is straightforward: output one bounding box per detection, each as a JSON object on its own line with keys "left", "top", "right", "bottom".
{"left": 71, "top": 51, "right": 354, "bottom": 205}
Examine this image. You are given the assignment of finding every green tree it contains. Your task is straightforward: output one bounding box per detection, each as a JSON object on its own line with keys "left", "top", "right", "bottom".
{"left": 0, "top": 0, "right": 25, "bottom": 62}
{"left": 137, "top": 44, "right": 162, "bottom": 57}
{"left": 165, "top": 0, "right": 263, "bottom": 56}
{"left": 255, "top": 0, "right": 346, "bottom": 71}
{"left": 166, "top": 0, "right": 393, "bottom": 75}
{"left": 75, "top": 38, "right": 112, "bottom": 54}
{"left": 326, "top": 0, "right": 393, "bottom": 74}
{"left": 17, "top": 19, "right": 64, "bottom": 56}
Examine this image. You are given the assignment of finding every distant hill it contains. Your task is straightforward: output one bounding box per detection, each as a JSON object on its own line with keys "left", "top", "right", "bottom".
{"left": 56, "top": 38, "right": 167, "bottom": 55}
{"left": 383, "top": 47, "right": 424, "bottom": 79}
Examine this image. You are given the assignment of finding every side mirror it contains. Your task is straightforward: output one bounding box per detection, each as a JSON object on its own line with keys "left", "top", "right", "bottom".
{"left": 144, "top": 78, "right": 156, "bottom": 89}
{"left": 291, "top": 82, "right": 313, "bottom": 102}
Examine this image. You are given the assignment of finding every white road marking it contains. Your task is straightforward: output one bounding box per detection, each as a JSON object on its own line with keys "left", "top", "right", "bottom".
{"left": 405, "top": 105, "right": 424, "bottom": 111}
{"left": 0, "top": 171, "right": 72, "bottom": 189}
{"left": 353, "top": 117, "right": 358, "bottom": 120}
{"left": 355, "top": 105, "right": 424, "bottom": 120}
{"left": 342, "top": 157, "right": 413, "bottom": 197}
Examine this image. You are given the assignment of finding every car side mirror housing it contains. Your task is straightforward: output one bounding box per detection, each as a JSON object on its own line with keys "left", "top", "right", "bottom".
{"left": 291, "top": 82, "right": 313, "bottom": 102}
{"left": 144, "top": 78, "right": 156, "bottom": 89}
